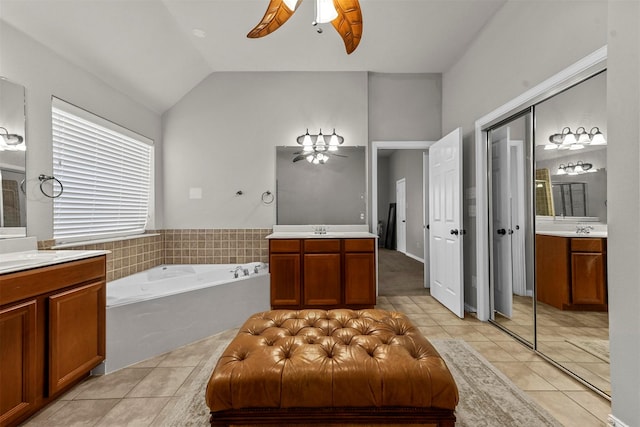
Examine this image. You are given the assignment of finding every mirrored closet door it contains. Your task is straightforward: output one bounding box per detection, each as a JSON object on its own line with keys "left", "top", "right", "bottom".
{"left": 486, "top": 70, "right": 610, "bottom": 398}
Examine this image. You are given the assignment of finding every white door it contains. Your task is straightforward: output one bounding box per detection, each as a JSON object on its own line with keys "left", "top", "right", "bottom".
{"left": 510, "top": 141, "right": 527, "bottom": 297}
{"left": 423, "top": 152, "right": 430, "bottom": 288}
{"left": 429, "top": 128, "right": 464, "bottom": 318}
{"left": 396, "top": 178, "right": 406, "bottom": 253}
{"left": 491, "top": 128, "right": 513, "bottom": 318}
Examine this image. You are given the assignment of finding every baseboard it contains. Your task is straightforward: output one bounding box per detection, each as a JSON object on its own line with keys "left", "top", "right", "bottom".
{"left": 607, "top": 414, "right": 630, "bottom": 427}
{"left": 404, "top": 252, "right": 424, "bottom": 263}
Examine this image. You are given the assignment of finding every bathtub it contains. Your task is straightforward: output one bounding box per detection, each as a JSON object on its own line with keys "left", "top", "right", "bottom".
{"left": 95, "top": 263, "right": 270, "bottom": 374}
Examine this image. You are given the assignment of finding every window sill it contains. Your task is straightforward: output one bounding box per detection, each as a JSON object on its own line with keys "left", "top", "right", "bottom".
{"left": 51, "top": 233, "right": 161, "bottom": 249}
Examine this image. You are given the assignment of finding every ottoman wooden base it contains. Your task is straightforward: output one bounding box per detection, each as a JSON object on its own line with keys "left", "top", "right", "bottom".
{"left": 210, "top": 407, "right": 455, "bottom": 427}
{"left": 206, "top": 309, "right": 458, "bottom": 427}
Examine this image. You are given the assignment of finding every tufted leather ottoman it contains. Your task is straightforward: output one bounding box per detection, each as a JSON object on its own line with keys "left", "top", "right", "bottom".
{"left": 206, "top": 309, "right": 458, "bottom": 426}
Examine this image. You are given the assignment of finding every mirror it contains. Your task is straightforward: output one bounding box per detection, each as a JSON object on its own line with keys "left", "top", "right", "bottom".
{"left": 276, "top": 146, "right": 366, "bottom": 225}
{"left": 0, "top": 77, "right": 27, "bottom": 238}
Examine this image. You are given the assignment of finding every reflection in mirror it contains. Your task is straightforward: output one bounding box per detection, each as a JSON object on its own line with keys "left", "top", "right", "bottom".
{"left": 488, "top": 111, "right": 535, "bottom": 346}
{"left": 276, "top": 146, "right": 366, "bottom": 225}
{"left": 534, "top": 70, "right": 610, "bottom": 397}
{"left": 0, "top": 78, "right": 27, "bottom": 237}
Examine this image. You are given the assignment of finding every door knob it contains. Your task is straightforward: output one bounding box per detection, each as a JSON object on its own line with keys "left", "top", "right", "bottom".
{"left": 497, "top": 228, "right": 506, "bottom": 235}
{"left": 402, "top": 220, "right": 406, "bottom": 223}
{"left": 450, "top": 229, "right": 459, "bottom": 235}
{"left": 508, "top": 229, "right": 514, "bottom": 235}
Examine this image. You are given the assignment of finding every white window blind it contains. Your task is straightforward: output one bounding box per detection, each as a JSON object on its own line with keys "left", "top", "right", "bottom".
{"left": 52, "top": 98, "right": 153, "bottom": 243}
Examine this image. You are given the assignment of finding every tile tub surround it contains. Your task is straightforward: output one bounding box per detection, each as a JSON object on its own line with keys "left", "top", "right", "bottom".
{"left": 37, "top": 229, "right": 271, "bottom": 282}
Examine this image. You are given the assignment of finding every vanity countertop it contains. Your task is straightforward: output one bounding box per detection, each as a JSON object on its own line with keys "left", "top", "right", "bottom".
{"left": 0, "top": 249, "right": 109, "bottom": 275}
{"left": 267, "top": 224, "right": 377, "bottom": 239}
{"left": 536, "top": 231, "right": 608, "bottom": 238}
{"left": 266, "top": 231, "right": 378, "bottom": 239}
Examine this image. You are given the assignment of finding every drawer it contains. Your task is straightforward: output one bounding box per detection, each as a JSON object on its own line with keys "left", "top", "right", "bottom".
{"left": 344, "top": 238, "right": 375, "bottom": 252}
{"left": 269, "top": 239, "right": 301, "bottom": 253}
{"left": 571, "top": 238, "right": 605, "bottom": 253}
{"left": 304, "top": 239, "right": 341, "bottom": 253}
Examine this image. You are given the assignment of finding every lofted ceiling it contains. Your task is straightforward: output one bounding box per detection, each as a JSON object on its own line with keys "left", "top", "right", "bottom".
{"left": 0, "top": 0, "right": 506, "bottom": 114}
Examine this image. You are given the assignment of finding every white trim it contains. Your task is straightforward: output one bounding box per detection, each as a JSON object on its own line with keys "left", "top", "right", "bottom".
{"left": 404, "top": 251, "right": 424, "bottom": 264}
{"left": 51, "top": 233, "right": 160, "bottom": 249}
{"left": 607, "top": 414, "right": 630, "bottom": 427}
{"left": 474, "top": 46, "right": 607, "bottom": 321}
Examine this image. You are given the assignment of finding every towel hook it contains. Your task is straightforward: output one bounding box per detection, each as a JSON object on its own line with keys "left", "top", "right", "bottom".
{"left": 261, "top": 190, "right": 274, "bottom": 204}
{"left": 38, "top": 174, "right": 64, "bottom": 198}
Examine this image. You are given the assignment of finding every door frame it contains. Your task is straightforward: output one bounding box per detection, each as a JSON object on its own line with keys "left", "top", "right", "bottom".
{"left": 371, "top": 141, "right": 434, "bottom": 294}
{"left": 395, "top": 178, "right": 407, "bottom": 253}
{"left": 474, "top": 46, "right": 607, "bottom": 321}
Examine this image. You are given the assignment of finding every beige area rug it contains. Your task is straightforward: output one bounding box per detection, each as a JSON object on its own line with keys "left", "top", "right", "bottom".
{"left": 566, "top": 338, "right": 610, "bottom": 363}
{"left": 159, "top": 334, "right": 561, "bottom": 426}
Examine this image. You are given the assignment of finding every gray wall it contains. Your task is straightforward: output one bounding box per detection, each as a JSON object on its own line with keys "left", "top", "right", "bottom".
{"left": 0, "top": 23, "right": 163, "bottom": 239}
{"left": 607, "top": 1, "right": 640, "bottom": 425}
{"left": 368, "top": 73, "right": 442, "bottom": 141}
{"left": 161, "top": 72, "right": 367, "bottom": 229}
{"left": 388, "top": 149, "right": 426, "bottom": 260}
{"left": 442, "top": 0, "right": 607, "bottom": 311}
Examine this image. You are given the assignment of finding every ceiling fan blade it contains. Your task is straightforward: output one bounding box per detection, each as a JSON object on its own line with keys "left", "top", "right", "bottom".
{"left": 293, "top": 154, "right": 307, "bottom": 162}
{"left": 331, "top": 0, "right": 363, "bottom": 54}
{"left": 329, "top": 153, "right": 348, "bottom": 158}
{"left": 247, "top": 0, "right": 302, "bottom": 39}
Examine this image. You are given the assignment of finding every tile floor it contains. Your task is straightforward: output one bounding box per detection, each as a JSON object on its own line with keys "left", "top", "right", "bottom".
{"left": 22, "top": 295, "right": 611, "bottom": 426}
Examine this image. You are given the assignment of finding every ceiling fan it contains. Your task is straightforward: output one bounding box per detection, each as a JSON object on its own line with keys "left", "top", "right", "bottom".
{"left": 247, "top": 0, "right": 363, "bottom": 54}
{"left": 293, "top": 148, "right": 347, "bottom": 164}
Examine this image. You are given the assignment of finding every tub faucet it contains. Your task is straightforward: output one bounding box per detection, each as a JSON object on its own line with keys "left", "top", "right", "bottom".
{"left": 254, "top": 262, "right": 267, "bottom": 274}
{"left": 576, "top": 225, "right": 594, "bottom": 234}
{"left": 232, "top": 266, "right": 244, "bottom": 278}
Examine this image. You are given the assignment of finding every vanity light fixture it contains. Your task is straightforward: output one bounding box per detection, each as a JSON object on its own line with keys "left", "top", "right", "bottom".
{"left": 0, "top": 126, "right": 25, "bottom": 151}
{"left": 294, "top": 128, "right": 345, "bottom": 164}
{"left": 556, "top": 160, "right": 596, "bottom": 176}
{"left": 547, "top": 126, "right": 607, "bottom": 150}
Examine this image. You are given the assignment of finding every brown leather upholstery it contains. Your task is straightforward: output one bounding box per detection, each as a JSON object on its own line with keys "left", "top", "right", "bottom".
{"left": 206, "top": 309, "right": 459, "bottom": 413}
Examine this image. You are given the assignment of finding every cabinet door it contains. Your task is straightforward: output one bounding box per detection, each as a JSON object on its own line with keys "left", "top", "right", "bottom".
{"left": 344, "top": 252, "right": 376, "bottom": 306}
{"left": 49, "top": 281, "right": 105, "bottom": 395}
{"left": 270, "top": 253, "right": 301, "bottom": 307}
{"left": 0, "top": 300, "right": 37, "bottom": 426}
{"left": 571, "top": 253, "right": 606, "bottom": 305}
{"left": 535, "top": 235, "right": 570, "bottom": 309}
{"left": 304, "top": 253, "right": 341, "bottom": 306}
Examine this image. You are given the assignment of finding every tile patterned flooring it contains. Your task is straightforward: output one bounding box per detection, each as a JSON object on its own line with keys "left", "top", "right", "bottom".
{"left": 21, "top": 294, "right": 611, "bottom": 426}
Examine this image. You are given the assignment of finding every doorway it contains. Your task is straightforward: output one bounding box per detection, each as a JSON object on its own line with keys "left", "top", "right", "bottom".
{"left": 396, "top": 178, "right": 406, "bottom": 253}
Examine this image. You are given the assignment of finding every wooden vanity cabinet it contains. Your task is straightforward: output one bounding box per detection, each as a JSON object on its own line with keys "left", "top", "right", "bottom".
{"left": 535, "top": 235, "right": 607, "bottom": 311}
{"left": 0, "top": 256, "right": 106, "bottom": 427}
{"left": 269, "top": 238, "right": 376, "bottom": 309}
{"left": 303, "top": 239, "right": 342, "bottom": 306}
{"left": 269, "top": 239, "right": 301, "bottom": 307}
{"left": 344, "top": 239, "right": 376, "bottom": 306}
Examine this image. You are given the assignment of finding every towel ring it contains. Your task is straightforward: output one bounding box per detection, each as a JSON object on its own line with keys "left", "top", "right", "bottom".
{"left": 261, "top": 190, "right": 274, "bottom": 204}
{"left": 38, "top": 174, "right": 64, "bottom": 198}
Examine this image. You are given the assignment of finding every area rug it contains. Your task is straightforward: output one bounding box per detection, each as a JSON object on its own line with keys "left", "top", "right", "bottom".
{"left": 566, "top": 338, "right": 610, "bottom": 363}
{"left": 159, "top": 335, "right": 561, "bottom": 426}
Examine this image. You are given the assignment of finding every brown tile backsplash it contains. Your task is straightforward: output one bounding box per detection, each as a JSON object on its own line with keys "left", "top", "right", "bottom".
{"left": 37, "top": 229, "right": 272, "bottom": 282}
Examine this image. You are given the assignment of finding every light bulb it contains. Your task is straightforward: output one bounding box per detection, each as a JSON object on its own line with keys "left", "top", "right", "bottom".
{"left": 315, "top": 0, "right": 338, "bottom": 24}
{"left": 303, "top": 132, "right": 312, "bottom": 147}
{"left": 575, "top": 127, "right": 590, "bottom": 143}
{"left": 561, "top": 127, "right": 576, "bottom": 145}
{"left": 574, "top": 163, "right": 584, "bottom": 173}
{"left": 315, "top": 130, "right": 326, "bottom": 150}
{"left": 589, "top": 127, "right": 607, "bottom": 145}
{"left": 556, "top": 164, "right": 567, "bottom": 175}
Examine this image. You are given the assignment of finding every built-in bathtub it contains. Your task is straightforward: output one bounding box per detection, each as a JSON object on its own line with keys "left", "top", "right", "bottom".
{"left": 95, "top": 263, "right": 270, "bottom": 374}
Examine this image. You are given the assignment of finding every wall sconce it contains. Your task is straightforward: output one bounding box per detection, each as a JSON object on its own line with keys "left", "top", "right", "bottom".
{"left": 0, "top": 126, "right": 25, "bottom": 151}
{"left": 295, "top": 128, "right": 344, "bottom": 164}
{"left": 556, "top": 160, "right": 597, "bottom": 176}
{"left": 546, "top": 126, "right": 607, "bottom": 150}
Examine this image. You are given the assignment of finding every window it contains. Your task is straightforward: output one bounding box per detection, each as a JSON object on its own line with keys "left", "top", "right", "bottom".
{"left": 52, "top": 98, "right": 153, "bottom": 243}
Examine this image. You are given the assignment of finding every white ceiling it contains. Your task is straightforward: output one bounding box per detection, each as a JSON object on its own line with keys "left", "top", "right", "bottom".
{"left": 1, "top": 0, "right": 506, "bottom": 114}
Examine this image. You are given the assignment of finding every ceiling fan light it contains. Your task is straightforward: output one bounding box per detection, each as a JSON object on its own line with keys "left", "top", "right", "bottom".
{"left": 314, "top": 0, "right": 338, "bottom": 24}
{"left": 283, "top": 0, "right": 298, "bottom": 11}
{"left": 306, "top": 154, "right": 314, "bottom": 163}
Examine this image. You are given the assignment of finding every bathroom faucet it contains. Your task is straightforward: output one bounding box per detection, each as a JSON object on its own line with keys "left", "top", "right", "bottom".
{"left": 576, "top": 225, "right": 594, "bottom": 234}
{"left": 313, "top": 226, "right": 327, "bottom": 235}
{"left": 254, "top": 262, "right": 266, "bottom": 274}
